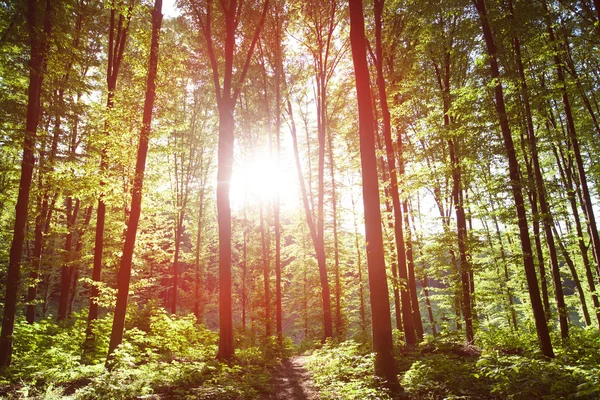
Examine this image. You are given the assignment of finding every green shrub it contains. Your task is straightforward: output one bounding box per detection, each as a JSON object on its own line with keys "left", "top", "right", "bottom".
{"left": 306, "top": 340, "right": 391, "bottom": 400}
{"left": 478, "top": 352, "right": 595, "bottom": 399}
{"left": 401, "top": 353, "right": 490, "bottom": 399}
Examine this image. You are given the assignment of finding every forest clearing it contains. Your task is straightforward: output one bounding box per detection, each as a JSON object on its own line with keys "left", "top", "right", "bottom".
{"left": 1, "top": 0, "right": 600, "bottom": 398}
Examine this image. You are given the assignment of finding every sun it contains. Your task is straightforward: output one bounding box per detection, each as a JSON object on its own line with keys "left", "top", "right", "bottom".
{"left": 229, "top": 145, "right": 298, "bottom": 210}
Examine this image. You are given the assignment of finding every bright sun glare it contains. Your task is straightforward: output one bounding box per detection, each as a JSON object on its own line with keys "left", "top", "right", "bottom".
{"left": 229, "top": 146, "right": 298, "bottom": 211}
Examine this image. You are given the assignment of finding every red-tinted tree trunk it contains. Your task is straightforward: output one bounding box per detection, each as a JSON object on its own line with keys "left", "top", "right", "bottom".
{"left": 106, "top": 0, "right": 162, "bottom": 360}
{"left": 349, "top": 0, "right": 400, "bottom": 390}
{"left": 195, "top": 0, "right": 269, "bottom": 360}
{"left": 86, "top": 2, "right": 132, "bottom": 343}
{"left": 260, "top": 203, "right": 271, "bottom": 337}
{"left": 274, "top": 13, "right": 283, "bottom": 342}
{"left": 0, "top": 0, "right": 52, "bottom": 367}
{"left": 373, "top": 0, "right": 415, "bottom": 346}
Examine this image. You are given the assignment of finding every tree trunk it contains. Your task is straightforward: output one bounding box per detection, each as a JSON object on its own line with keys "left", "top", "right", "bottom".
{"left": 349, "top": 0, "right": 400, "bottom": 390}
{"left": 511, "top": 0, "right": 567, "bottom": 338}
{"left": 287, "top": 96, "right": 333, "bottom": 340}
{"left": 58, "top": 198, "right": 80, "bottom": 321}
{"left": 543, "top": 0, "right": 600, "bottom": 290}
{"left": 553, "top": 226, "right": 592, "bottom": 326}
{"left": 472, "top": 0, "right": 554, "bottom": 358}
{"left": 432, "top": 44, "right": 473, "bottom": 343}
{"left": 86, "top": 2, "right": 132, "bottom": 343}
{"left": 327, "top": 123, "right": 342, "bottom": 338}
{"left": 68, "top": 205, "right": 93, "bottom": 318}
{"left": 0, "top": 0, "right": 52, "bottom": 367}
{"left": 551, "top": 142, "right": 600, "bottom": 327}
{"left": 260, "top": 203, "right": 271, "bottom": 337}
{"left": 274, "top": 7, "right": 283, "bottom": 342}
{"left": 106, "top": 0, "right": 162, "bottom": 361}
{"left": 352, "top": 193, "right": 367, "bottom": 335}
{"left": 373, "top": 0, "right": 415, "bottom": 346}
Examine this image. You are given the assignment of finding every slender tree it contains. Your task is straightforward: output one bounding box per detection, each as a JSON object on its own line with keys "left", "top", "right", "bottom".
{"left": 0, "top": 0, "right": 52, "bottom": 368}
{"left": 107, "top": 0, "right": 162, "bottom": 360}
{"left": 348, "top": 0, "right": 400, "bottom": 390}
{"left": 472, "top": 0, "right": 554, "bottom": 358}
{"left": 86, "top": 0, "right": 133, "bottom": 342}
{"left": 188, "top": 0, "right": 269, "bottom": 359}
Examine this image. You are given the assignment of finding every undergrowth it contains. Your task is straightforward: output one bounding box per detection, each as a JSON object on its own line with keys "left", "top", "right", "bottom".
{"left": 304, "top": 326, "right": 600, "bottom": 400}
{"left": 0, "top": 305, "right": 287, "bottom": 399}
{"left": 305, "top": 340, "right": 392, "bottom": 400}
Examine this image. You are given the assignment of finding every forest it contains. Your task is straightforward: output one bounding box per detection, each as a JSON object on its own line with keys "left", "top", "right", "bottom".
{"left": 1, "top": 0, "right": 600, "bottom": 398}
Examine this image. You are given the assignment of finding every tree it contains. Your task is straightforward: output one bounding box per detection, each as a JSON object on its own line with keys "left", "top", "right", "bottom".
{"left": 185, "top": 0, "right": 269, "bottom": 359}
{"left": 0, "top": 0, "right": 52, "bottom": 368}
{"left": 86, "top": 0, "right": 134, "bottom": 342}
{"left": 472, "top": 0, "right": 554, "bottom": 358}
{"left": 348, "top": 0, "right": 400, "bottom": 390}
{"left": 107, "top": 0, "right": 163, "bottom": 360}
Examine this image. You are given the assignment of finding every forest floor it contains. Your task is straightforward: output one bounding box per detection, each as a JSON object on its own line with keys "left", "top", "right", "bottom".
{"left": 266, "top": 356, "right": 319, "bottom": 400}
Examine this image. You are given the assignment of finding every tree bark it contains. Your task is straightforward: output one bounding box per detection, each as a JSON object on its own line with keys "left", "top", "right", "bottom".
{"left": 373, "top": 0, "right": 415, "bottom": 346}
{"left": 349, "top": 0, "right": 400, "bottom": 390}
{"left": 58, "top": 198, "right": 80, "bottom": 321}
{"left": 86, "top": 2, "right": 133, "bottom": 343}
{"left": 260, "top": 203, "right": 271, "bottom": 337}
{"left": 472, "top": 0, "right": 554, "bottom": 358}
{"left": 510, "top": 0, "right": 567, "bottom": 338}
{"left": 542, "top": 0, "right": 600, "bottom": 291}
{"left": 106, "top": 0, "right": 162, "bottom": 361}
{"left": 287, "top": 95, "right": 333, "bottom": 340}
{"left": 0, "top": 0, "right": 52, "bottom": 368}
{"left": 551, "top": 142, "right": 600, "bottom": 327}
{"left": 194, "top": 0, "right": 269, "bottom": 360}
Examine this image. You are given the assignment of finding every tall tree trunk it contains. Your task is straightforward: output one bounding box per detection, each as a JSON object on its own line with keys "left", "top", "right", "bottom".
{"left": 543, "top": 0, "right": 600, "bottom": 290}
{"left": 376, "top": 134, "right": 402, "bottom": 332}
{"left": 433, "top": 44, "right": 474, "bottom": 343}
{"left": 216, "top": 102, "right": 235, "bottom": 357}
{"left": 327, "top": 124, "right": 342, "bottom": 338}
{"left": 86, "top": 2, "right": 132, "bottom": 342}
{"left": 0, "top": 0, "right": 52, "bottom": 367}
{"left": 349, "top": 0, "right": 400, "bottom": 390}
{"left": 553, "top": 227, "right": 592, "bottom": 326}
{"left": 487, "top": 200, "right": 518, "bottom": 330}
{"left": 274, "top": 6, "right": 283, "bottom": 342}
{"left": 58, "top": 198, "right": 80, "bottom": 321}
{"left": 106, "top": 0, "right": 162, "bottom": 360}
{"left": 551, "top": 142, "right": 600, "bottom": 327}
{"left": 402, "top": 199, "right": 424, "bottom": 339}
{"left": 373, "top": 0, "right": 415, "bottom": 346}
{"left": 195, "top": 0, "right": 269, "bottom": 359}
{"left": 351, "top": 193, "right": 367, "bottom": 335}
{"left": 287, "top": 96, "right": 333, "bottom": 340}
{"left": 510, "top": 0, "right": 568, "bottom": 338}
{"left": 68, "top": 205, "right": 93, "bottom": 318}
{"left": 194, "top": 152, "right": 210, "bottom": 323}
{"left": 472, "top": 0, "right": 554, "bottom": 358}
{"left": 260, "top": 203, "right": 271, "bottom": 337}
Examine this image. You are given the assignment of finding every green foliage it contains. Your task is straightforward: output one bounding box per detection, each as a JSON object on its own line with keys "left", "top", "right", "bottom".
{"left": 0, "top": 307, "right": 281, "bottom": 399}
{"left": 306, "top": 340, "right": 391, "bottom": 400}
{"left": 402, "top": 354, "right": 490, "bottom": 399}
{"left": 400, "top": 329, "right": 600, "bottom": 400}
{"left": 477, "top": 353, "right": 590, "bottom": 399}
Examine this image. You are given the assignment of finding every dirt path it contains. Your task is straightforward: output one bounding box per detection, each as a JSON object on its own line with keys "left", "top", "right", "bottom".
{"left": 267, "top": 356, "right": 320, "bottom": 400}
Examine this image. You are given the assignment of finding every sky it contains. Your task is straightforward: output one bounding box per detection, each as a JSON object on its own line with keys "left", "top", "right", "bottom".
{"left": 163, "top": 0, "right": 180, "bottom": 18}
